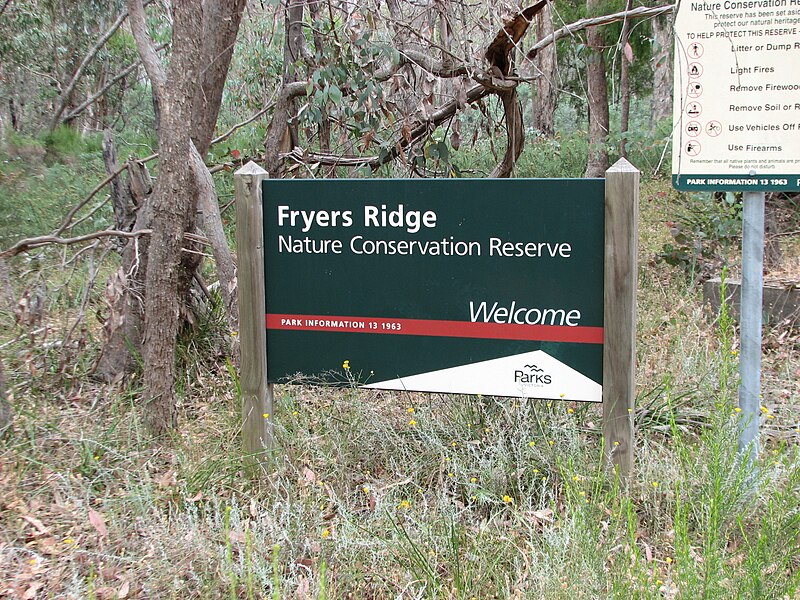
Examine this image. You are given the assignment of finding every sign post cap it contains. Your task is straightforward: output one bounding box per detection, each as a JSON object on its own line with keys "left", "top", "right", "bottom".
{"left": 607, "top": 157, "right": 639, "bottom": 174}
{"left": 235, "top": 161, "right": 268, "bottom": 176}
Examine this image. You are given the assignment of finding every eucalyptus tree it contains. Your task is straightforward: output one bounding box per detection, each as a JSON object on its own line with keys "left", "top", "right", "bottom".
{"left": 100, "top": 0, "right": 246, "bottom": 433}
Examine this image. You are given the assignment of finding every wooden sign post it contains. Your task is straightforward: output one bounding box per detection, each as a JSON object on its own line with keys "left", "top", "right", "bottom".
{"left": 602, "top": 158, "right": 639, "bottom": 478}
{"left": 234, "top": 162, "right": 273, "bottom": 462}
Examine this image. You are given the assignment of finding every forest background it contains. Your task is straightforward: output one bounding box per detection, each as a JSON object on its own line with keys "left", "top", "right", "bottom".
{"left": 1, "top": 0, "right": 800, "bottom": 598}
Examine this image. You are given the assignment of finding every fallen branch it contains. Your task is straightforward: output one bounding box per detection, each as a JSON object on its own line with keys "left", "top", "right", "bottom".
{"left": 1, "top": 229, "right": 153, "bottom": 258}
{"left": 284, "top": 82, "right": 492, "bottom": 171}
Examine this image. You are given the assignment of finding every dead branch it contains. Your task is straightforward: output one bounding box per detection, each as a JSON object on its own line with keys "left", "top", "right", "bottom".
{"left": 286, "top": 3, "right": 543, "bottom": 177}
{"left": 399, "top": 49, "right": 469, "bottom": 79}
{"left": 286, "top": 81, "right": 492, "bottom": 170}
{"left": 390, "top": 18, "right": 467, "bottom": 69}
{"left": 210, "top": 98, "right": 277, "bottom": 147}
{"left": 283, "top": 3, "right": 676, "bottom": 178}
{"left": 490, "top": 89, "right": 524, "bottom": 178}
{"left": 1, "top": 229, "right": 153, "bottom": 259}
{"left": 486, "top": 0, "right": 548, "bottom": 76}
{"left": 527, "top": 4, "right": 675, "bottom": 59}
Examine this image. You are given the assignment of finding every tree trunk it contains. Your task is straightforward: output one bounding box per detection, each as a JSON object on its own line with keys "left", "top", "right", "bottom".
{"left": 95, "top": 162, "right": 153, "bottom": 381}
{"left": 584, "top": 0, "right": 610, "bottom": 178}
{"left": 618, "top": 0, "right": 633, "bottom": 157}
{"left": 265, "top": 0, "right": 308, "bottom": 178}
{"left": 191, "top": 0, "right": 247, "bottom": 156}
{"left": 102, "top": 130, "right": 137, "bottom": 237}
{"left": 191, "top": 143, "right": 238, "bottom": 339}
{"left": 95, "top": 134, "right": 149, "bottom": 380}
{"left": 140, "top": 0, "right": 203, "bottom": 435}
{"left": 108, "top": 0, "right": 245, "bottom": 434}
{"left": 531, "top": 3, "right": 557, "bottom": 137}
{"left": 9, "top": 97, "right": 22, "bottom": 132}
{"left": 651, "top": 10, "right": 673, "bottom": 126}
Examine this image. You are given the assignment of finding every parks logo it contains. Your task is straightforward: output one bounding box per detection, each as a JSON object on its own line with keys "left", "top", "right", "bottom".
{"left": 363, "top": 350, "right": 599, "bottom": 402}
{"left": 514, "top": 363, "right": 552, "bottom": 386}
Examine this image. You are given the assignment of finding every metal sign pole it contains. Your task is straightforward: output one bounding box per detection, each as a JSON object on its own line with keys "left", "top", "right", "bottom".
{"left": 738, "top": 190, "right": 764, "bottom": 466}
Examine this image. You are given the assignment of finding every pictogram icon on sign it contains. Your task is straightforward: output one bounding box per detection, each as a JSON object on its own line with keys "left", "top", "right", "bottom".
{"left": 686, "top": 121, "right": 702, "bottom": 137}
{"left": 687, "top": 82, "right": 703, "bottom": 98}
{"left": 688, "top": 42, "right": 704, "bottom": 58}
{"left": 705, "top": 121, "right": 721, "bottom": 137}
{"left": 686, "top": 102, "right": 702, "bottom": 118}
{"left": 688, "top": 63, "right": 703, "bottom": 78}
{"left": 685, "top": 141, "right": 701, "bottom": 156}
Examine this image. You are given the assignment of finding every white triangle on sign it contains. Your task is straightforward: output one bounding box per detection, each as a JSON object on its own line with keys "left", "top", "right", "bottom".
{"left": 363, "top": 350, "right": 601, "bottom": 402}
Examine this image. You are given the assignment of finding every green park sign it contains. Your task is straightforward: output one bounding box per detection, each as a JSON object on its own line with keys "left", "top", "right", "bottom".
{"left": 263, "top": 179, "right": 605, "bottom": 402}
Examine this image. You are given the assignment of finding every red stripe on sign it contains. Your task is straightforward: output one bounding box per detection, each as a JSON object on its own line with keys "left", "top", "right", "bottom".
{"left": 266, "top": 314, "right": 603, "bottom": 344}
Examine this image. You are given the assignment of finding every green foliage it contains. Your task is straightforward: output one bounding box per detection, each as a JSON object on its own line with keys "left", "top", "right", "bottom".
{"left": 517, "top": 132, "right": 590, "bottom": 178}
{"left": 656, "top": 192, "right": 742, "bottom": 277}
{"left": 0, "top": 0, "right": 131, "bottom": 134}
{"left": 43, "top": 126, "right": 88, "bottom": 156}
{"left": 609, "top": 98, "right": 673, "bottom": 176}
{"left": 301, "top": 25, "right": 392, "bottom": 157}
{"left": 106, "top": 28, "right": 139, "bottom": 64}
{"left": 0, "top": 140, "right": 107, "bottom": 247}
{"left": 0, "top": 0, "right": 48, "bottom": 65}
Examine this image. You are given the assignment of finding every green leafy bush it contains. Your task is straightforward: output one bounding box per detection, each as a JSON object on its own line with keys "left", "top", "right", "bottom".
{"left": 43, "top": 126, "right": 87, "bottom": 157}
{"left": 656, "top": 192, "right": 742, "bottom": 278}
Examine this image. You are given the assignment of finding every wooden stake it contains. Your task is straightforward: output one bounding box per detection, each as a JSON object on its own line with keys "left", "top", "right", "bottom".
{"left": 603, "top": 158, "right": 639, "bottom": 478}
{"left": 234, "top": 161, "right": 273, "bottom": 462}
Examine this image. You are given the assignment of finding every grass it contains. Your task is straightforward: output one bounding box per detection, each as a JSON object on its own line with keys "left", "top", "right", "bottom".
{"left": 2, "top": 141, "right": 800, "bottom": 597}
{"left": 3, "top": 266, "right": 800, "bottom": 597}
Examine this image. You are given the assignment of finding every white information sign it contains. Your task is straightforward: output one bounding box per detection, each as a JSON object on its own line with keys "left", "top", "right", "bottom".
{"left": 672, "top": 0, "right": 800, "bottom": 190}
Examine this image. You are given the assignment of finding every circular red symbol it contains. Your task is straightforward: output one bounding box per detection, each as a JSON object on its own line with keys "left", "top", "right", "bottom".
{"left": 705, "top": 121, "right": 722, "bottom": 137}
{"left": 687, "top": 82, "right": 703, "bottom": 98}
{"left": 685, "top": 102, "right": 702, "bottom": 118}
{"left": 686, "top": 121, "right": 702, "bottom": 137}
{"left": 688, "top": 63, "right": 704, "bottom": 78}
{"left": 685, "top": 141, "right": 701, "bottom": 156}
{"left": 688, "top": 42, "right": 704, "bottom": 59}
